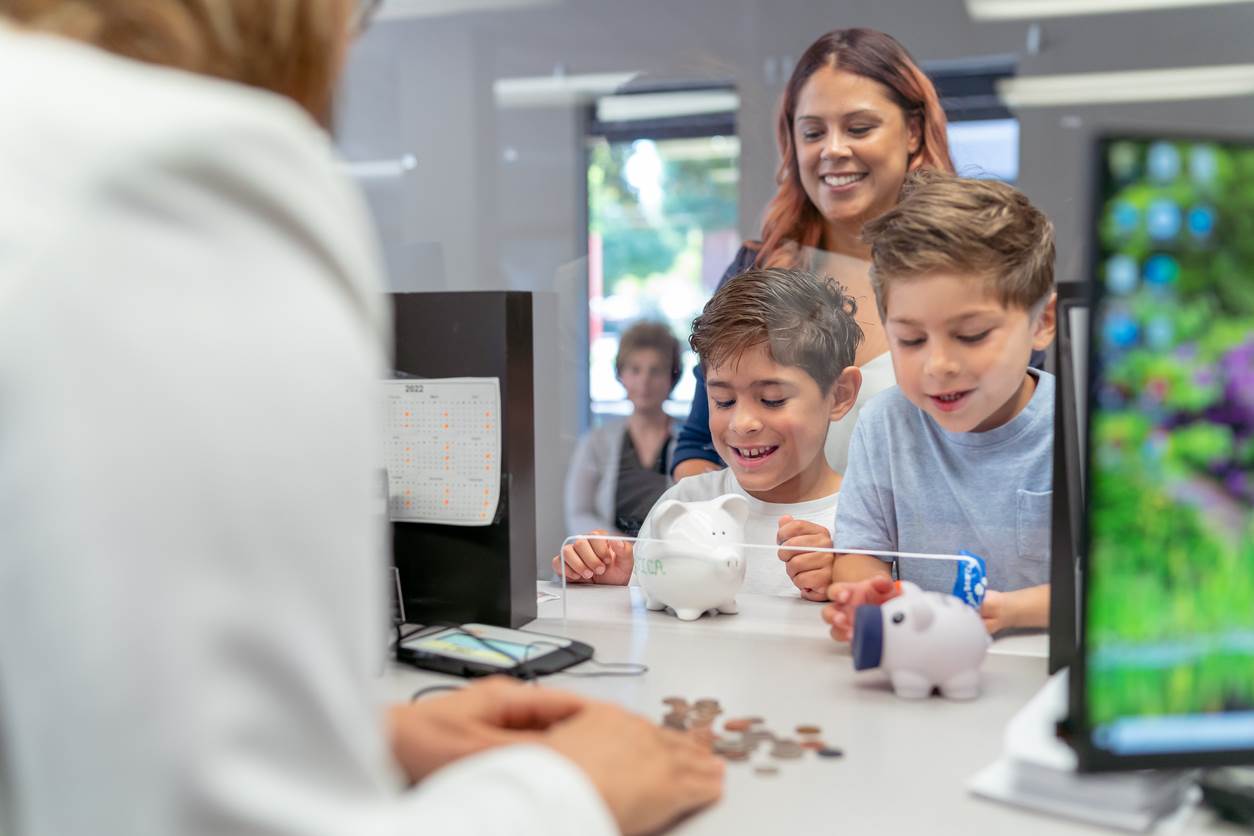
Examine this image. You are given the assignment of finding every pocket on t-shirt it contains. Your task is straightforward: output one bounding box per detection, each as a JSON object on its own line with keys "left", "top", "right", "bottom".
{"left": 1016, "top": 489, "right": 1052, "bottom": 563}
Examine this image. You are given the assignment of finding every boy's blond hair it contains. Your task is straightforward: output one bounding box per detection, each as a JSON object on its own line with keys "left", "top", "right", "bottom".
{"left": 689, "top": 268, "right": 863, "bottom": 393}
{"left": 863, "top": 170, "right": 1055, "bottom": 320}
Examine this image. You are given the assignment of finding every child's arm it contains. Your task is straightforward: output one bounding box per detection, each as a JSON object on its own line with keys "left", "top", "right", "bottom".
{"left": 820, "top": 407, "right": 902, "bottom": 639}
{"left": 980, "top": 584, "right": 1049, "bottom": 634}
{"left": 821, "top": 556, "right": 896, "bottom": 642}
{"left": 776, "top": 515, "right": 836, "bottom": 601}
{"left": 551, "top": 534, "right": 635, "bottom": 586}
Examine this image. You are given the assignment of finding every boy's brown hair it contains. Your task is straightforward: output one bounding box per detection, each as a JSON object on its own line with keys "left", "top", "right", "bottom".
{"left": 689, "top": 268, "right": 863, "bottom": 392}
{"left": 862, "top": 169, "right": 1055, "bottom": 320}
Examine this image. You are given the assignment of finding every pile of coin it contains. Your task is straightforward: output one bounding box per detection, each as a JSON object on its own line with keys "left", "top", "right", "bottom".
{"left": 659, "top": 696, "right": 844, "bottom": 773}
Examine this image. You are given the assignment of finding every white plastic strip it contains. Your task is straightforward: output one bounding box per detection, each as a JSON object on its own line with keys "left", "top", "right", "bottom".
{"left": 554, "top": 534, "right": 979, "bottom": 624}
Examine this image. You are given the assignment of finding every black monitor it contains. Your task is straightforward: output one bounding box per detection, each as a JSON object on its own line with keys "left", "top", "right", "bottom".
{"left": 1069, "top": 134, "right": 1254, "bottom": 771}
{"left": 1049, "top": 282, "right": 1089, "bottom": 675}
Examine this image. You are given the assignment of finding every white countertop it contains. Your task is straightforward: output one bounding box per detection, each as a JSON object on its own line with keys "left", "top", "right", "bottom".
{"left": 383, "top": 584, "right": 1237, "bottom": 836}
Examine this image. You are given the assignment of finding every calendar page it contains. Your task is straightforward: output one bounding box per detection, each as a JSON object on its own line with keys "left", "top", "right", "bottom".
{"left": 384, "top": 378, "right": 501, "bottom": 526}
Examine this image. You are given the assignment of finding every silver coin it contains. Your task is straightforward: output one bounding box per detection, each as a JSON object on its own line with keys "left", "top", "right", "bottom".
{"left": 770, "top": 741, "right": 804, "bottom": 760}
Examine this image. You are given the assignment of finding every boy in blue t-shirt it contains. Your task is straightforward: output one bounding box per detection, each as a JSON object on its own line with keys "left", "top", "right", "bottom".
{"left": 823, "top": 170, "right": 1057, "bottom": 640}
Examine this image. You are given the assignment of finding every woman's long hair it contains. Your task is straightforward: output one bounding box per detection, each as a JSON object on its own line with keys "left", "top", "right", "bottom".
{"left": 757, "top": 28, "right": 955, "bottom": 268}
{"left": 0, "top": 0, "right": 350, "bottom": 123}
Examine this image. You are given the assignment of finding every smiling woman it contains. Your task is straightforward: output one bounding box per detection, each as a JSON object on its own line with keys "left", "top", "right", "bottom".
{"left": 761, "top": 29, "right": 953, "bottom": 264}
{"left": 673, "top": 28, "right": 955, "bottom": 482}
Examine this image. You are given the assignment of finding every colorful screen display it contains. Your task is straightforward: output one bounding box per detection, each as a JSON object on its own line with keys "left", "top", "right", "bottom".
{"left": 1086, "top": 136, "right": 1254, "bottom": 757}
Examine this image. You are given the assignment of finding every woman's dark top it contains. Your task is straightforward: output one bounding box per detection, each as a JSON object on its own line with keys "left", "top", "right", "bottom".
{"left": 614, "top": 430, "right": 672, "bottom": 537}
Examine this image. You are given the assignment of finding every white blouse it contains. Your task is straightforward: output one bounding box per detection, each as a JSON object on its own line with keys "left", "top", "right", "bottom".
{"left": 0, "top": 26, "right": 614, "bottom": 836}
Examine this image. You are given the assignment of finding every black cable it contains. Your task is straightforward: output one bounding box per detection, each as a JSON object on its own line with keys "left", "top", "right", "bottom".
{"left": 410, "top": 684, "right": 463, "bottom": 702}
{"left": 519, "top": 639, "right": 648, "bottom": 678}
{"left": 392, "top": 623, "right": 431, "bottom": 662}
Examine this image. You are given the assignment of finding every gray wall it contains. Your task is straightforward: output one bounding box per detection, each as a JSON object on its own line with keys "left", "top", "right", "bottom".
{"left": 339, "top": 0, "right": 1254, "bottom": 572}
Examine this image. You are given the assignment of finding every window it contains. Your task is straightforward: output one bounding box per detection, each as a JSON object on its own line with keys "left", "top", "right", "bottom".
{"left": 586, "top": 88, "right": 739, "bottom": 424}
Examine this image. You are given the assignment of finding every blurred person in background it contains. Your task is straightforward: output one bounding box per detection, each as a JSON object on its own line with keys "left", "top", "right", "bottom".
{"left": 0, "top": 2, "right": 722, "bottom": 835}
{"left": 565, "top": 321, "right": 682, "bottom": 540}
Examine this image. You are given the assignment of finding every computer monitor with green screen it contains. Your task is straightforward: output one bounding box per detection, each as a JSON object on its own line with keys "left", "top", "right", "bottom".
{"left": 1072, "top": 134, "right": 1254, "bottom": 771}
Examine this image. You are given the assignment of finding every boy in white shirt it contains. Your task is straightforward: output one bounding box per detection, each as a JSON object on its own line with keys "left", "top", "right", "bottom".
{"left": 554, "top": 268, "right": 863, "bottom": 599}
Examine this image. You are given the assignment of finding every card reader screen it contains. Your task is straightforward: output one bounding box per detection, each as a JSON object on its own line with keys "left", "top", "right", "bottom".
{"left": 408, "top": 630, "right": 560, "bottom": 668}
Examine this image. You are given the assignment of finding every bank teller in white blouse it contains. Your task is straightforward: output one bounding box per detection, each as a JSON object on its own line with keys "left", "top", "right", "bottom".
{"left": 0, "top": 2, "right": 722, "bottom": 835}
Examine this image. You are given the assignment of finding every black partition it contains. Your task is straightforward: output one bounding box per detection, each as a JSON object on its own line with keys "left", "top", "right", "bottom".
{"left": 390, "top": 292, "right": 536, "bottom": 628}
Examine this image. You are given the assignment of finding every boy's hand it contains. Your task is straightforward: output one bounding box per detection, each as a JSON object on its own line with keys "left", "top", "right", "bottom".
{"left": 551, "top": 531, "right": 634, "bottom": 585}
{"left": 980, "top": 585, "right": 1049, "bottom": 635}
{"left": 822, "top": 575, "right": 899, "bottom": 642}
{"left": 777, "top": 515, "right": 835, "bottom": 601}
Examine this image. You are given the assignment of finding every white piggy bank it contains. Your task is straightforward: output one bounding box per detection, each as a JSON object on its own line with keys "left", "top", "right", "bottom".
{"left": 851, "top": 582, "right": 991, "bottom": 699}
{"left": 635, "top": 493, "right": 749, "bottom": 621}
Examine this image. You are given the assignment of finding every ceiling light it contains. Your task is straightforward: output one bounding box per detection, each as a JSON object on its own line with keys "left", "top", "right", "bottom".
{"left": 997, "top": 64, "right": 1254, "bottom": 107}
{"left": 967, "top": 0, "right": 1254, "bottom": 19}
{"left": 493, "top": 72, "right": 639, "bottom": 108}
{"left": 376, "top": 0, "right": 559, "bottom": 19}
{"left": 596, "top": 90, "right": 738, "bottom": 122}
{"left": 340, "top": 154, "right": 418, "bottom": 179}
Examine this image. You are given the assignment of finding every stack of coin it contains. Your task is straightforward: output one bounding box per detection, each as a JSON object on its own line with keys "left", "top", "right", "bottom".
{"left": 769, "top": 738, "right": 804, "bottom": 760}
{"left": 656, "top": 698, "right": 843, "bottom": 771}
{"left": 689, "top": 698, "right": 721, "bottom": 730}
{"left": 712, "top": 736, "right": 751, "bottom": 761}
{"left": 794, "top": 724, "right": 843, "bottom": 757}
{"left": 661, "top": 696, "right": 688, "bottom": 731}
{"left": 796, "top": 724, "right": 824, "bottom": 751}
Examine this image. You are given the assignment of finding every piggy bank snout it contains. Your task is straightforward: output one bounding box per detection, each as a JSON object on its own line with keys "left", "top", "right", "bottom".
{"left": 714, "top": 546, "right": 741, "bottom": 570}
{"left": 851, "top": 604, "right": 884, "bottom": 671}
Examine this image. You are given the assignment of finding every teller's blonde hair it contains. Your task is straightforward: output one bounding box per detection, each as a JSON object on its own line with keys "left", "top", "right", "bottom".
{"left": 0, "top": 0, "right": 350, "bottom": 122}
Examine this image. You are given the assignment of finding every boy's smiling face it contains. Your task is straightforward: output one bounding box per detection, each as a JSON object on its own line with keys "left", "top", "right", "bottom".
{"left": 883, "top": 272, "right": 1056, "bottom": 433}
{"left": 706, "top": 342, "right": 855, "bottom": 503}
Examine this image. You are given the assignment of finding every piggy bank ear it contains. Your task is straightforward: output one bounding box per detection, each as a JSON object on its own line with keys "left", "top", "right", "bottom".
{"left": 650, "top": 500, "right": 687, "bottom": 535}
{"left": 712, "top": 493, "right": 750, "bottom": 527}
{"left": 909, "top": 599, "right": 935, "bottom": 631}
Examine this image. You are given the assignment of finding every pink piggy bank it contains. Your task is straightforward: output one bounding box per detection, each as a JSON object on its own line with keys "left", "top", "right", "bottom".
{"left": 635, "top": 493, "right": 749, "bottom": 621}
